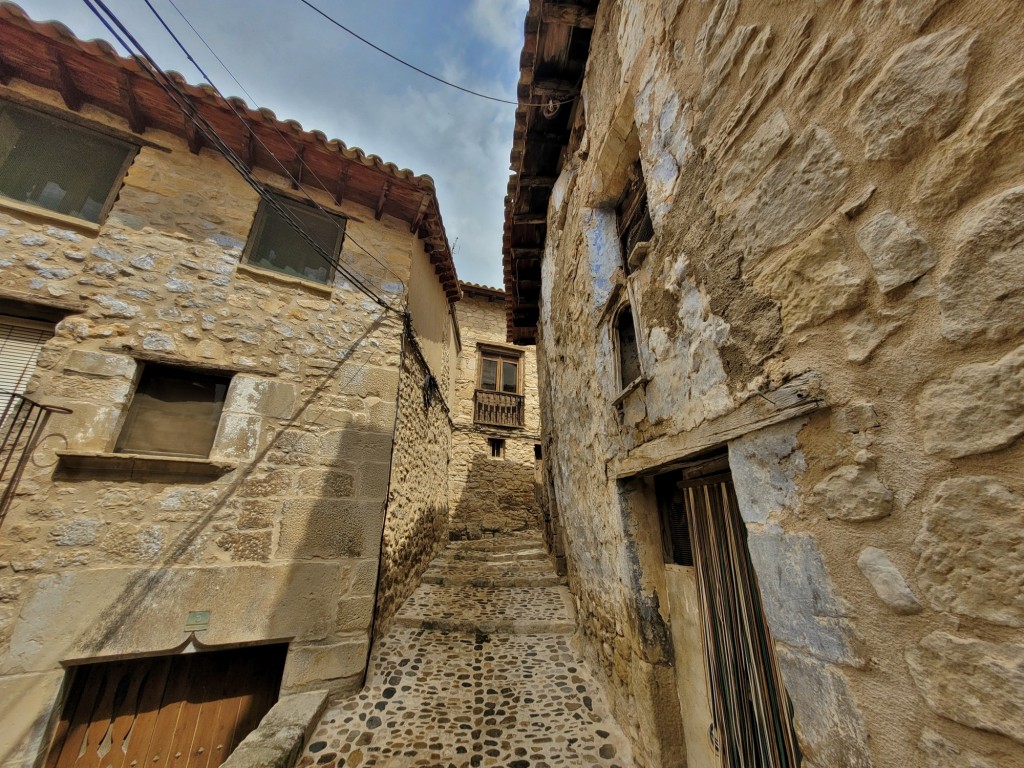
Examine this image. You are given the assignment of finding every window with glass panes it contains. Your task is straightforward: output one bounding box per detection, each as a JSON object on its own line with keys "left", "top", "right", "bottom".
{"left": 0, "top": 101, "right": 137, "bottom": 223}
{"left": 243, "top": 194, "right": 346, "bottom": 285}
{"left": 478, "top": 350, "right": 520, "bottom": 394}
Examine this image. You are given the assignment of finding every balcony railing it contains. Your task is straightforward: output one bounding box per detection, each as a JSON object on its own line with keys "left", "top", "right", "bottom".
{"left": 473, "top": 389, "right": 525, "bottom": 428}
{"left": 0, "top": 392, "right": 71, "bottom": 528}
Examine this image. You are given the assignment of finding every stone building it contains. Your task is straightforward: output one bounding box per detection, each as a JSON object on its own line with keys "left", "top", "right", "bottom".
{"left": 0, "top": 6, "right": 462, "bottom": 767}
{"left": 448, "top": 280, "right": 542, "bottom": 541}
{"left": 504, "top": 1, "right": 1024, "bottom": 767}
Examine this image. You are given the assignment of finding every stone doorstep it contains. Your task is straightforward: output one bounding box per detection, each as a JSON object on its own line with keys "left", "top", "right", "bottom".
{"left": 391, "top": 615, "right": 576, "bottom": 635}
{"left": 221, "top": 689, "right": 328, "bottom": 768}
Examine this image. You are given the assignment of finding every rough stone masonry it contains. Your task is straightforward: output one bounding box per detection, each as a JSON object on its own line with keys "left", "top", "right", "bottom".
{"left": 508, "top": 1, "right": 1024, "bottom": 767}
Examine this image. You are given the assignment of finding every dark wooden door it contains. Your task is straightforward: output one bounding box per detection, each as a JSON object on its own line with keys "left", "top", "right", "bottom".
{"left": 45, "top": 644, "right": 287, "bottom": 768}
{"left": 677, "top": 472, "right": 801, "bottom": 768}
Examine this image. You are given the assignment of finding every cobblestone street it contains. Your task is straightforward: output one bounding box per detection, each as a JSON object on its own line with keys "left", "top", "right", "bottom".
{"left": 300, "top": 533, "right": 634, "bottom": 768}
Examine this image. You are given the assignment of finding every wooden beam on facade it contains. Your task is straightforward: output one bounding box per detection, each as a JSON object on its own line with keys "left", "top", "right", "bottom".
{"left": 291, "top": 145, "right": 305, "bottom": 189}
{"left": 243, "top": 129, "right": 257, "bottom": 169}
{"left": 184, "top": 115, "right": 204, "bottom": 154}
{"left": 333, "top": 168, "right": 350, "bottom": 206}
{"left": 511, "top": 247, "right": 544, "bottom": 259}
{"left": 514, "top": 212, "right": 548, "bottom": 225}
{"left": 518, "top": 176, "right": 557, "bottom": 189}
{"left": 613, "top": 373, "right": 825, "bottom": 479}
{"left": 117, "top": 71, "right": 146, "bottom": 133}
{"left": 51, "top": 48, "right": 83, "bottom": 111}
{"left": 375, "top": 180, "right": 392, "bottom": 220}
{"left": 410, "top": 192, "right": 431, "bottom": 234}
{"left": 531, "top": 77, "right": 577, "bottom": 100}
{"left": 542, "top": 2, "right": 597, "bottom": 28}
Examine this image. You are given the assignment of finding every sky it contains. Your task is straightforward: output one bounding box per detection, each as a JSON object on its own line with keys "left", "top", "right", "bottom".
{"left": 17, "top": 0, "right": 528, "bottom": 287}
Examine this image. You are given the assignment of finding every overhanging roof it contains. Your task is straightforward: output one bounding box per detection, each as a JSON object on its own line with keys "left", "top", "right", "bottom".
{"left": 0, "top": 2, "right": 461, "bottom": 302}
{"left": 503, "top": 0, "right": 599, "bottom": 343}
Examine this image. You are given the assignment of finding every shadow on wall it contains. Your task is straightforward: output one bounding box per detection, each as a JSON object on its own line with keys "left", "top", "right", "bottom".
{"left": 2, "top": 311, "right": 396, "bottom": 768}
{"left": 450, "top": 453, "right": 540, "bottom": 540}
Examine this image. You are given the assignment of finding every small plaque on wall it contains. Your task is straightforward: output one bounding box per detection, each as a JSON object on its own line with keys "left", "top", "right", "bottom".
{"left": 185, "top": 610, "right": 211, "bottom": 632}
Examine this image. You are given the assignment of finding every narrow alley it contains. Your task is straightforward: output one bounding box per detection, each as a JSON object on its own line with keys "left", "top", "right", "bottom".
{"left": 299, "top": 532, "right": 633, "bottom": 768}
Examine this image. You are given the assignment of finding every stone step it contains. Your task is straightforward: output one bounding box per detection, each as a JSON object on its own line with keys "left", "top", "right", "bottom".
{"left": 446, "top": 546, "right": 550, "bottom": 563}
{"left": 447, "top": 533, "right": 545, "bottom": 551}
{"left": 421, "top": 570, "right": 566, "bottom": 588}
{"left": 422, "top": 556, "right": 564, "bottom": 587}
{"left": 394, "top": 584, "right": 576, "bottom": 635}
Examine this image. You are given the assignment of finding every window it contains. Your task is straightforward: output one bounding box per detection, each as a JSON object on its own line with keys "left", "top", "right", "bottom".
{"left": 243, "top": 194, "right": 346, "bottom": 285}
{"left": 479, "top": 350, "right": 520, "bottom": 395}
{"left": 489, "top": 438, "right": 505, "bottom": 459}
{"left": 0, "top": 101, "right": 136, "bottom": 223}
{"left": 0, "top": 316, "right": 54, "bottom": 399}
{"left": 115, "top": 364, "right": 230, "bottom": 458}
{"left": 616, "top": 304, "right": 642, "bottom": 390}
{"left": 534, "top": 444, "right": 542, "bottom": 461}
{"left": 616, "top": 159, "right": 653, "bottom": 272}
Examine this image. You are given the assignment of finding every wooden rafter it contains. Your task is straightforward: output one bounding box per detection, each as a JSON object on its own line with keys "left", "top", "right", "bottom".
{"left": 375, "top": 179, "right": 392, "bottom": 220}
{"left": 184, "top": 114, "right": 204, "bottom": 154}
{"left": 291, "top": 144, "right": 305, "bottom": 189}
{"left": 514, "top": 212, "right": 548, "bottom": 225}
{"left": 51, "top": 47, "right": 83, "bottom": 111}
{"left": 334, "top": 168, "right": 350, "bottom": 206}
{"left": 244, "top": 129, "right": 257, "bottom": 169}
{"left": 542, "top": 2, "right": 597, "bottom": 28}
{"left": 410, "top": 191, "right": 431, "bottom": 234}
{"left": 117, "top": 71, "right": 146, "bottom": 133}
{"left": 0, "top": 50, "right": 13, "bottom": 85}
{"left": 518, "top": 176, "right": 557, "bottom": 189}
{"left": 531, "top": 77, "right": 577, "bottom": 100}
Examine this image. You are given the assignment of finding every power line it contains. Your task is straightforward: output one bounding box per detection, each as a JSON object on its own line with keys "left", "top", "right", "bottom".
{"left": 294, "top": 0, "right": 576, "bottom": 109}
{"left": 149, "top": 0, "right": 407, "bottom": 290}
{"left": 81, "top": 0, "right": 402, "bottom": 314}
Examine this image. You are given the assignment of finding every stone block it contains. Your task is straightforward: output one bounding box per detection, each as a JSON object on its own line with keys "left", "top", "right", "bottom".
{"left": 62, "top": 350, "right": 136, "bottom": 379}
{"left": 50, "top": 517, "right": 103, "bottom": 547}
{"left": 754, "top": 222, "right": 866, "bottom": 332}
{"left": 101, "top": 523, "right": 167, "bottom": 563}
{"left": 916, "top": 344, "right": 1024, "bottom": 458}
{"left": 918, "top": 729, "right": 998, "bottom": 768}
{"left": 917, "top": 73, "right": 1024, "bottom": 218}
{"left": 853, "top": 28, "right": 976, "bottom": 160}
{"left": 220, "top": 690, "right": 328, "bottom": 768}
{"left": 296, "top": 469, "right": 355, "bottom": 498}
{"left": 776, "top": 647, "right": 872, "bottom": 768}
{"left": 216, "top": 530, "right": 272, "bottom": 562}
{"left": 238, "top": 469, "right": 294, "bottom": 498}
{"left": 938, "top": 186, "right": 1024, "bottom": 344}
{"left": 336, "top": 594, "right": 375, "bottom": 631}
{"left": 226, "top": 376, "right": 298, "bottom": 419}
{"left": 320, "top": 429, "right": 394, "bottom": 464}
{"left": 54, "top": 401, "right": 123, "bottom": 452}
{"left": 809, "top": 465, "right": 893, "bottom": 522}
{"left": 0, "top": 670, "right": 66, "bottom": 768}
{"left": 914, "top": 476, "right": 1023, "bottom": 627}
{"left": 277, "top": 498, "right": 384, "bottom": 560}
{"left": 357, "top": 461, "right": 393, "bottom": 498}
{"left": 3, "top": 563, "right": 345, "bottom": 673}
{"left": 211, "top": 412, "right": 261, "bottom": 462}
{"left": 856, "top": 547, "right": 922, "bottom": 615}
{"left": 281, "top": 638, "right": 369, "bottom": 693}
{"left": 722, "top": 109, "right": 792, "bottom": 204}
{"left": 735, "top": 126, "right": 850, "bottom": 265}
{"left": 856, "top": 211, "right": 936, "bottom": 293}
{"left": 906, "top": 631, "right": 1024, "bottom": 745}
{"left": 746, "top": 525, "right": 859, "bottom": 665}
{"left": 728, "top": 421, "right": 806, "bottom": 525}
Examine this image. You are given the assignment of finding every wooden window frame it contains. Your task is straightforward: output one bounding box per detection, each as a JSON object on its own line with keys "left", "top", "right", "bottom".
{"left": 477, "top": 345, "right": 523, "bottom": 396}
{"left": 0, "top": 99, "right": 139, "bottom": 227}
{"left": 615, "top": 158, "right": 653, "bottom": 273}
{"left": 240, "top": 193, "right": 346, "bottom": 287}
{"left": 114, "top": 362, "right": 232, "bottom": 459}
{"left": 612, "top": 300, "right": 644, "bottom": 396}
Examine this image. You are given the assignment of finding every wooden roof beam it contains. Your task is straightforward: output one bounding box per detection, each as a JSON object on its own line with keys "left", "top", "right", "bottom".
{"left": 542, "top": 2, "right": 597, "bottom": 28}
{"left": 51, "top": 48, "right": 83, "bottom": 111}
{"left": 531, "top": 78, "right": 577, "bottom": 100}
{"left": 290, "top": 144, "right": 305, "bottom": 189}
{"left": 514, "top": 212, "right": 548, "bottom": 225}
{"left": 410, "top": 191, "right": 431, "bottom": 234}
{"left": 117, "top": 71, "right": 146, "bottom": 133}
{"left": 334, "top": 168, "right": 350, "bottom": 206}
{"left": 184, "top": 114, "right": 204, "bottom": 154}
{"left": 518, "top": 176, "right": 557, "bottom": 189}
{"left": 375, "top": 180, "right": 392, "bottom": 221}
{"left": 243, "top": 129, "right": 257, "bottom": 170}
{"left": 0, "top": 50, "right": 14, "bottom": 85}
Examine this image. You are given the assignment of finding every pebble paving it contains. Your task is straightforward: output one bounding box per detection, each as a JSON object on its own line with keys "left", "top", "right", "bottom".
{"left": 301, "top": 532, "right": 634, "bottom": 768}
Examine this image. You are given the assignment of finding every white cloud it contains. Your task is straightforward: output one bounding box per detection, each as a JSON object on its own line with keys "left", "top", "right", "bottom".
{"left": 469, "top": 0, "right": 529, "bottom": 55}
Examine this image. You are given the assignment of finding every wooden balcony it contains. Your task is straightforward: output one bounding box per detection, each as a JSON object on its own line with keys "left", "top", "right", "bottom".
{"left": 474, "top": 390, "right": 525, "bottom": 428}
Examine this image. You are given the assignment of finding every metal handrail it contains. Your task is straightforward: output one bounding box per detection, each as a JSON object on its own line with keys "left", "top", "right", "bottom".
{"left": 0, "top": 392, "right": 71, "bottom": 527}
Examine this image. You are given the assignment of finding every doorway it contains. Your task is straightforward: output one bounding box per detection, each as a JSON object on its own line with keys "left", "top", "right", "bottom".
{"left": 660, "top": 453, "right": 801, "bottom": 768}
{"left": 45, "top": 643, "right": 287, "bottom": 768}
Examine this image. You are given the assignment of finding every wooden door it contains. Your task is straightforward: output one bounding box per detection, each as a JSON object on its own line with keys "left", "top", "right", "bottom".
{"left": 45, "top": 644, "right": 287, "bottom": 768}
{"left": 677, "top": 472, "right": 801, "bottom": 768}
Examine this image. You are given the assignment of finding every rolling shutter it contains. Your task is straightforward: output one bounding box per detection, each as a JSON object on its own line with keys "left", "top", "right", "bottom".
{"left": 0, "top": 316, "right": 54, "bottom": 398}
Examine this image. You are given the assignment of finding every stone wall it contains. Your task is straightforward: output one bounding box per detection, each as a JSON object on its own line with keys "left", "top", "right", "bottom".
{"left": 533, "top": 2, "right": 1024, "bottom": 767}
{"left": 374, "top": 333, "right": 452, "bottom": 634}
{"left": 448, "top": 289, "right": 542, "bottom": 538}
{"left": 0, "top": 81, "right": 446, "bottom": 768}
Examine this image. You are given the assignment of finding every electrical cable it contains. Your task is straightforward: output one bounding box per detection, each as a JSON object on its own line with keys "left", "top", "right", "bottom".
{"left": 294, "top": 0, "right": 577, "bottom": 109}
{"left": 81, "top": 0, "right": 402, "bottom": 314}
{"left": 149, "top": 0, "right": 407, "bottom": 290}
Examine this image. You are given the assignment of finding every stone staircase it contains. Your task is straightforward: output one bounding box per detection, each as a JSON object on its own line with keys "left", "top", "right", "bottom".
{"left": 299, "top": 531, "right": 633, "bottom": 768}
